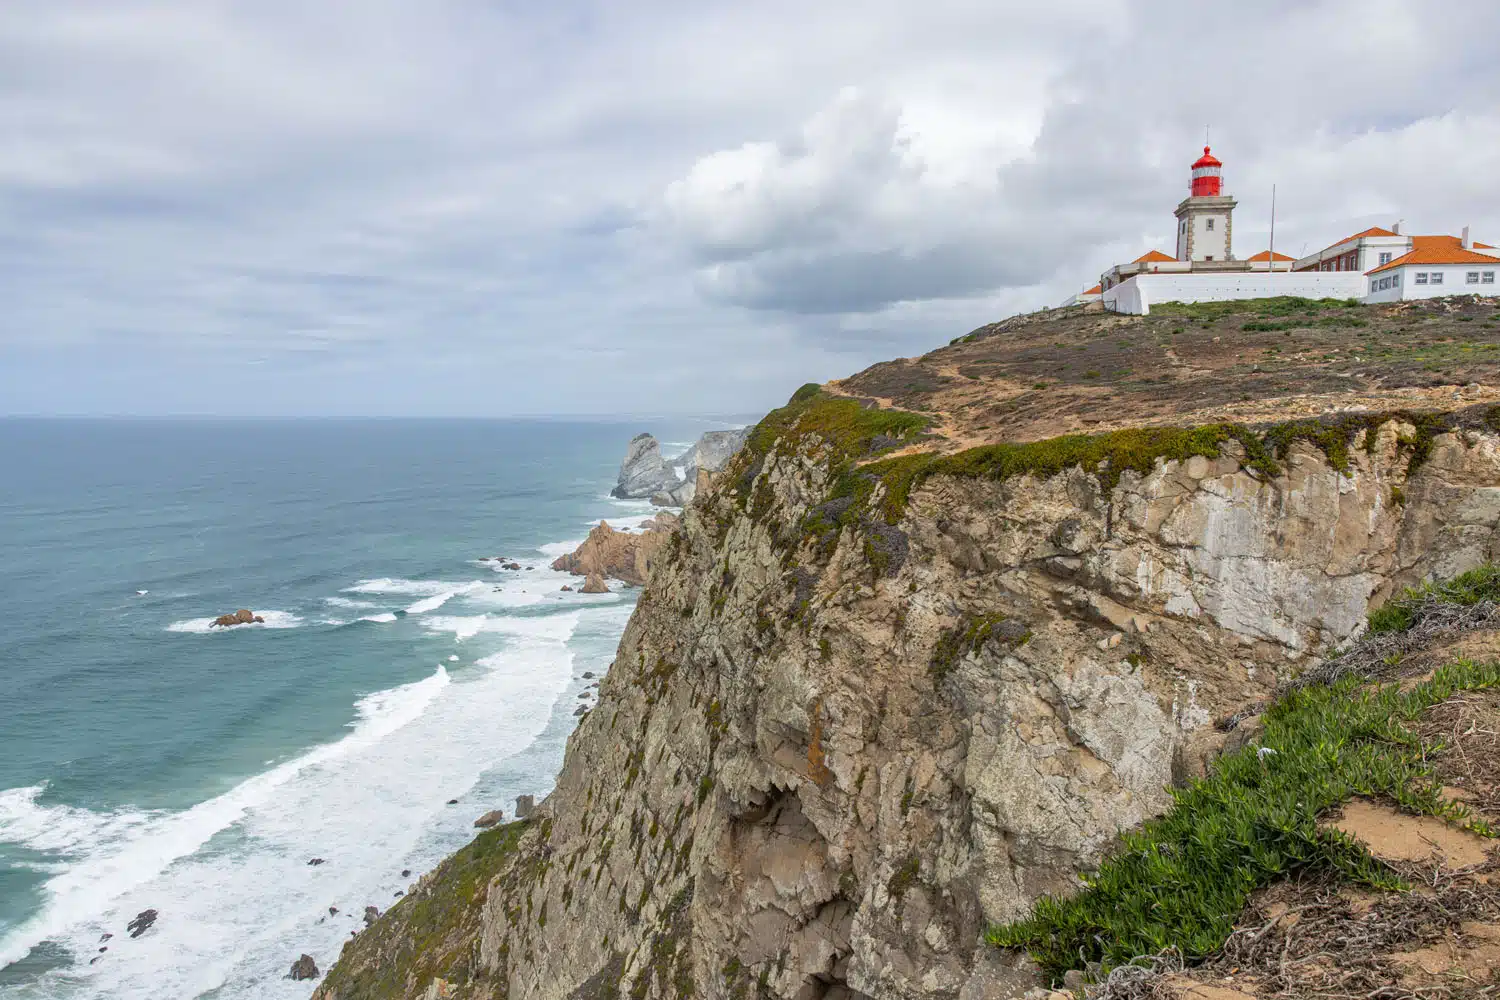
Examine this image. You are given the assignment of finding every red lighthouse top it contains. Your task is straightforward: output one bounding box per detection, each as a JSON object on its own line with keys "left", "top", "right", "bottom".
{"left": 1190, "top": 146, "right": 1223, "bottom": 197}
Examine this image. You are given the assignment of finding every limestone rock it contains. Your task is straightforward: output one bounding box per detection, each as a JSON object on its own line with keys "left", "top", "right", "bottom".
{"left": 515, "top": 795, "right": 535, "bottom": 819}
{"left": 473, "top": 810, "right": 504, "bottom": 829}
{"left": 579, "top": 573, "right": 609, "bottom": 594}
{"left": 611, "top": 433, "right": 678, "bottom": 499}
{"left": 288, "top": 954, "right": 320, "bottom": 980}
{"left": 610, "top": 428, "right": 748, "bottom": 505}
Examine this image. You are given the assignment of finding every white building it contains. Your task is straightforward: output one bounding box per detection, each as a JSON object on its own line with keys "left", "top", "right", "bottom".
{"left": 1363, "top": 231, "right": 1500, "bottom": 302}
{"left": 1078, "top": 143, "right": 1499, "bottom": 315}
{"left": 1292, "top": 226, "right": 1411, "bottom": 274}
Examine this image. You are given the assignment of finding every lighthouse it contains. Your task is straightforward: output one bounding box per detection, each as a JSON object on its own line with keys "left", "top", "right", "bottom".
{"left": 1174, "top": 146, "right": 1237, "bottom": 262}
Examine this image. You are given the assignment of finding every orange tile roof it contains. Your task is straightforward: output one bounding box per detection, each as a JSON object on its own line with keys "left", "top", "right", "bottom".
{"left": 1246, "top": 250, "right": 1295, "bottom": 262}
{"left": 1311, "top": 227, "right": 1400, "bottom": 257}
{"left": 1083, "top": 284, "right": 1102, "bottom": 295}
{"left": 1367, "top": 235, "right": 1500, "bottom": 274}
{"left": 1131, "top": 250, "right": 1176, "bottom": 264}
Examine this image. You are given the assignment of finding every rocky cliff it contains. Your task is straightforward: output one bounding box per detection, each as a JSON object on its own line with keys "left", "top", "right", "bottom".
{"left": 316, "top": 295, "right": 1500, "bottom": 1000}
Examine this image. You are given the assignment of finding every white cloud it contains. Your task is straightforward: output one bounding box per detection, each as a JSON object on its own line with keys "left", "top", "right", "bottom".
{"left": 0, "top": 0, "right": 1497, "bottom": 415}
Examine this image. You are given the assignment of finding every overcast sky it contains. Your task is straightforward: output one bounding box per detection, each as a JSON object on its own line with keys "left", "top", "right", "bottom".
{"left": 2, "top": 0, "right": 1498, "bottom": 417}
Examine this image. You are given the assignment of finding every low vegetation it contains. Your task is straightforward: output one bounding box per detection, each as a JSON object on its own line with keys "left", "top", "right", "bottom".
{"left": 317, "top": 820, "right": 530, "bottom": 999}
{"left": 987, "top": 568, "right": 1500, "bottom": 985}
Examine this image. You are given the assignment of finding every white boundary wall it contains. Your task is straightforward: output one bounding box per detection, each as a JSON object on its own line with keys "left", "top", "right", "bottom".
{"left": 1103, "top": 272, "right": 1369, "bottom": 315}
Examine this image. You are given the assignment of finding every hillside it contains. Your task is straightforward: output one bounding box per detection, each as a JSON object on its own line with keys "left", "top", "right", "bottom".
{"left": 314, "top": 294, "right": 1500, "bottom": 1000}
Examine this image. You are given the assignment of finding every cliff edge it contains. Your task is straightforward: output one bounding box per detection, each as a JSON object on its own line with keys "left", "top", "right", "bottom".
{"left": 316, "top": 295, "right": 1500, "bottom": 999}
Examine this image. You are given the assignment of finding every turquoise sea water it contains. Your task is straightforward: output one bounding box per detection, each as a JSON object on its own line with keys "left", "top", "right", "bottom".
{"left": 0, "top": 417, "right": 731, "bottom": 999}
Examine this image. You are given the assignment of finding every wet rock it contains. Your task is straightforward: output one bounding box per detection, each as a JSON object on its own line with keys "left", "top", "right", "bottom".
{"left": 288, "top": 954, "right": 320, "bottom": 980}
{"left": 99, "top": 932, "right": 112, "bottom": 942}
{"left": 560, "top": 585, "right": 573, "bottom": 592}
{"left": 307, "top": 857, "right": 325, "bottom": 866}
{"left": 473, "top": 809, "right": 504, "bottom": 828}
{"left": 577, "top": 691, "right": 590, "bottom": 699}
{"left": 573, "top": 705, "right": 588, "bottom": 717}
{"left": 401, "top": 869, "right": 411, "bottom": 878}
{"left": 210, "top": 609, "right": 264, "bottom": 628}
{"left": 515, "top": 794, "right": 535, "bottom": 819}
{"left": 582, "top": 671, "right": 595, "bottom": 679}
{"left": 126, "top": 909, "right": 157, "bottom": 938}
{"left": 328, "top": 906, "right": 338, "bottom": 916}
{"left": 394, "top": 890, "right": 404, "bottom": 898}
{"left": 363, "top": 906, "right": 380, "bottom": 926}
{"left": 504, "top": 562, "right": 521, "bottom": 571}
{"left": 446, "top": 798, "right": 458, "bottom": 805}
{"left": 580, "top": 573, "right": 609, "bottom": 594}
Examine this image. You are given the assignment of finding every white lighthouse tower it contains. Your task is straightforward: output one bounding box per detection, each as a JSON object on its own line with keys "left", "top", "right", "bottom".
{"left": 1174, "top": 146, "right": 1237, "bottom": 262}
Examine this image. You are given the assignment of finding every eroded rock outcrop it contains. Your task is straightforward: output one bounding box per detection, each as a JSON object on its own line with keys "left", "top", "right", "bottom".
{"left": 550, "top": 514, "right": 679, "bottom": 587}
{"left": 613, "top": 433, "right": 678, "bottom": 500}
{"left": 611, "top": 428, "right": 749, "bottom": 506}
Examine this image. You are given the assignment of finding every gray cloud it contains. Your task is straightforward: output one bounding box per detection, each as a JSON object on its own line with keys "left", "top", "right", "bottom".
{"left": 1, "top": 0, "right": 1497, "bottom": 415}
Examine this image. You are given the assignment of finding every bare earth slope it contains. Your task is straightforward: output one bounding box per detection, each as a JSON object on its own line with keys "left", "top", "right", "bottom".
{"left": 315, "top": 295, "right": 1500, "bottom": 1000}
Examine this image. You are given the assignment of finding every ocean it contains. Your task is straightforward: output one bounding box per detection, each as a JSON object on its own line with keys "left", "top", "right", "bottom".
{"left": 0, "top": 417, "right": 733, "bottom": 999}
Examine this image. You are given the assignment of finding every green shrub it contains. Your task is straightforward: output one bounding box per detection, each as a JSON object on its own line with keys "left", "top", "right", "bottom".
{"left": 988, "top": 658, "right": 1500, "bottom": 982}
{"left": 1367, "top": 563, "right": 1500, "bottom": 634}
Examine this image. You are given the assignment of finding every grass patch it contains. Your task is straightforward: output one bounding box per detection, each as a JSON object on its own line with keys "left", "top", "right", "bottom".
{"left": 738, "top": 386, "right": 929, "bottom": 482}
{"left": 318, "top": 820, "right": 530, "bottom": 998}
{"left": 1367, "top": 563, "right": 1500, "bottom": 635}
{"left": 818, "top": 408, "right": 1487, "bottom": 530}
{"left": 989, "top": 660, "right": 1500, "bottom": 982}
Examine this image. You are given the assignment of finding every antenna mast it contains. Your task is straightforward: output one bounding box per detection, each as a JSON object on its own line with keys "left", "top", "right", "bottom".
{"left": 1268, "top": 183, "right": 1277, "bottom": 291}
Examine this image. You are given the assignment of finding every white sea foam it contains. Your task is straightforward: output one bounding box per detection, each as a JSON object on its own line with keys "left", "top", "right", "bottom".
{"left": 343, "top": 578, "right": 477, "bottom": 598}
{"left": 0, "top": 618, "right": 583, "bottom": 1000}
{"left": 165, "top": 610, "right": 302, "bottom": 634}
{"left": 358, "top": 612, "right": 398, "bottom": 624}
{"left": 0, "top": 667, "right": 451, "bottom": 976}
{"left": 536, "top": 538, "right": 584, "bottom": 559}
{"left": 404, "top": 582, "right": 488, "bottom": 615}
{"left": 323, "top": 596, "right": 378, "bottom": 610}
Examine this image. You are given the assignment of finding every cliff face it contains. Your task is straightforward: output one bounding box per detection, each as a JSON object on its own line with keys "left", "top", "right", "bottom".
{"left": 316, "top": 296, "right": 1500, "bottom": 1000}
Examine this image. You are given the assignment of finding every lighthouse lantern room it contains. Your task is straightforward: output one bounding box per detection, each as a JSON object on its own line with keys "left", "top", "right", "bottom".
{"left": 1174, "top": 146, "right": 1237, "bottom": 262}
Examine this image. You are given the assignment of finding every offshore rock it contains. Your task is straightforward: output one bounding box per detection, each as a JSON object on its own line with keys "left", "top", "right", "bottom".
{"left": 579, "top": 573, "right": 609, "bottom": 594}
{"left": 289, "top": 954, "right": 321, "bottom": 980}
{"left": 473, "top": 810, "right": 504, "bottom": 829}
{"left": 210, "top": 609, "right": 263, "bottom": 627}
{"left": 126, "top": 909, "right": 157, "bottom": 938}
{"left": 611, "top": 433, "right": 678, "bottom": 499}
{"left": 549, "top": 514, "right": 678, "bottom": 587}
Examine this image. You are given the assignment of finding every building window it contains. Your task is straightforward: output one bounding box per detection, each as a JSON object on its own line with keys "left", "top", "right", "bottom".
{"left": 1485, "top": 272, "right": 1496, "bottom": 284}
{"left": 1371, "top": 280, "right": 1379, "bottom": 293}
{"left": 1392, "top": 273, "right": 1400, "bottom": 285}
{"left": 1469, "top": 272, "right": 1481, "bottom": 284}
{"left": 1415, "top": 272, "right": 1429, "bottom": 284}
{"left": 1206, "top": 218, "right": 1215, "bottom": 231}
{"left": 1379, "top": 252, "right": 1393, "bottom": 265}
{"left": 1432, "top": 272, "right": 1444, "bottom": 285}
